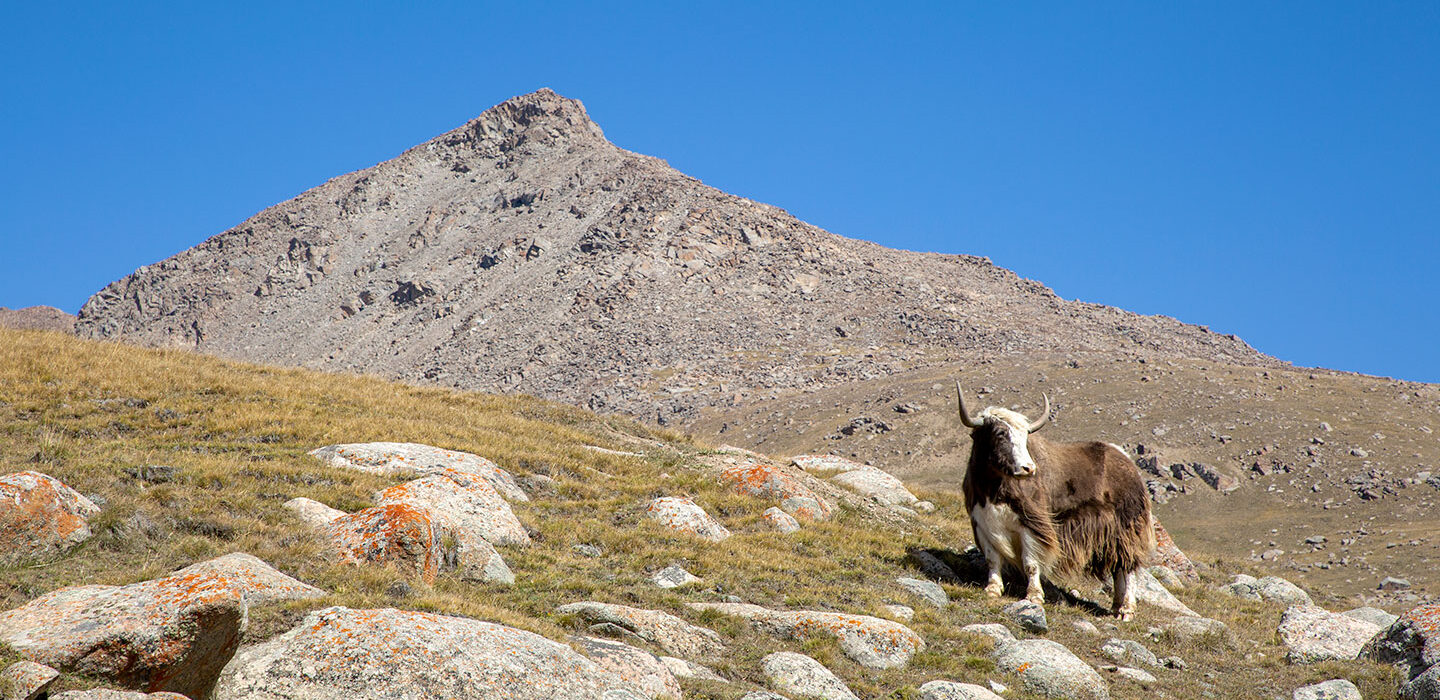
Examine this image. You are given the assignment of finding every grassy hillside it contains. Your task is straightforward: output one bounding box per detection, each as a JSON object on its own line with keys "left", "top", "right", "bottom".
{"left": 0, "top": 330, "right": 1401, "bottom": 698}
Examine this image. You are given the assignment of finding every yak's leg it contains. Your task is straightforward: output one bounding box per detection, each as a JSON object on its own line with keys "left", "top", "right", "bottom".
{"left": 1019, "top": 531, "right": 1046, "bottom": 605}
{"left": 976, "top": 538, "right": 1005, "bottom": 597}
{"left": 1112, "top": 568, "right": 1137, "bottom": 621}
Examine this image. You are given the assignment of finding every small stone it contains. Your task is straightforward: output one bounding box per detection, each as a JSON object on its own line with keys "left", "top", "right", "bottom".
{"left": 573, "top": 543, "right": 602, "bottom": 557}
{"left": 1101, "top": 638, "right": 1159, "bottom": 667}
{"left": 1163, "top": 616, "right": 1228, "bottom": 642}
{"left": 0, "top": 471, "right": 102, "bottom": 566}
{"left": 961, "top": 623, "right": 1016, "bottom": 645}
{"left": 124, "top": 465, "right": 177, "bottom": 483}
{"left": 1003, "top": 600, "right": 1048, "bottom": 633}
{"left": 1105, "top": 665, "right": 1157, "bottom": 684}
{"left": 688, "top": 602, "right": 923, "bottom": 669}
{"left": 882, "top": 605, "right": 915, "bottom": 622}
{"left": 1072, "top": 620, "right": 1101, "bottom": 636}
{"left": 1162, "top": 656, "right": 1187, "bottom": 670}
{"left": 652, "top": 564, "right": 702, "bottom": 589}
{"left": 283, "top": 497, "right": 347, "bottom": 528}
{"left": 658, "top": 656, "right": 727, "bottom": 683}
{"left": 992, "top": 638, "right": 1110, "bottom": 699}
{"left": 914, "top": 500, "right": 936, "bottom": 513}
{"left": 897, "top": 577, "right": 949, "bottom": 608}
{"left": 558, "top": 602, "right": 727, "bottom": 659}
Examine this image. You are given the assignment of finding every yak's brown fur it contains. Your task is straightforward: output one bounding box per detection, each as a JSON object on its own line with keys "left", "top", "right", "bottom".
{"left": 963, "top": 419, "right": 1155, "bottom": 582}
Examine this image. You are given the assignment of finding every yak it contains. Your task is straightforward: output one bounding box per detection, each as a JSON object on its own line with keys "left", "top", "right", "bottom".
{"left": 956, "top": 382, "right": 1154, "bottom": 620}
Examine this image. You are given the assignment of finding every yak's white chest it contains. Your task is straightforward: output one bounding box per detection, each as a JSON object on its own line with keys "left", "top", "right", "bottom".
{"left": 970, "top": 502, "right": 1025, "bottom": 565}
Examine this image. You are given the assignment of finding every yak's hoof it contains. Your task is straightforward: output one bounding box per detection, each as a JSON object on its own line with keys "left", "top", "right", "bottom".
{"left": 1025, "top": 593, "right": 1045, "bottom": 605}
{"left": 984, "top": 584, "right": 1004, "bottom": 598}
{"left": 1114, "top": 611, "right": 1134, "bottom": 622}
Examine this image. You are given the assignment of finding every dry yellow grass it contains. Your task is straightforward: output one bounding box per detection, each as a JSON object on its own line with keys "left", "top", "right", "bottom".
{"left": 0, "top": 329, "right": 1401, "bottom": 698}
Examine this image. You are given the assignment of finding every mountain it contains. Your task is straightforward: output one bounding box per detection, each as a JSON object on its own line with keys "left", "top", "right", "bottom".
{"left": 76, "top": 89, "right": 1271, "bottom": 425}
{"left": 0, "top": 305, "right": 75, "bottom": 333}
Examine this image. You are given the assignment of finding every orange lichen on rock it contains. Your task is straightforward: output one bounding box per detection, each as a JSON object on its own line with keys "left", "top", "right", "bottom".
{"left": 719, "top": 460, "right": 833, "bottom": 520}
{"left": 1150, "top": 516, "right": 1199, "bottom": 584}
{"left": 325, "top": 503, "right": 442, "bottom": 584}
{"left": 0, "top": 471, "right": 101, "bottom": 565}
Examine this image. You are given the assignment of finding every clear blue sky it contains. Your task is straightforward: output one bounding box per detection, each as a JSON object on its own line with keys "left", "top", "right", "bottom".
{"left": 3, "top": 3, "right": 1437, "bottom": 382}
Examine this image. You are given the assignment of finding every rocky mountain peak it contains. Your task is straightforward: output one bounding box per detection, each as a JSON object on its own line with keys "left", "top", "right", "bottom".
{"left": 427, "top": 88, "right": 607, "bottom": 159}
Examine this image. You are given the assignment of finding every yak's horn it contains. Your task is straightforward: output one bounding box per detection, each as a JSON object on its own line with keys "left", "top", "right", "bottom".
{"left": 1028, "top": 393, "right": 1052, "bottom": 433}
{"left": 955, "top": 381, "right": 982, "bottom": 429}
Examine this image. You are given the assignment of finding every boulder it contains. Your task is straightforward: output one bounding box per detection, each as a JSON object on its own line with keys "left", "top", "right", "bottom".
{"left": 658, "top": 656, "right": 726, "bottom": 683}
{"left": 739, "top": 693, "right": 791, "bottom": 700}
{"left": 283, "top": 497, "right": 346, "bottom": 527}
{"left": 1162, "top": 616, "right": 1228, "bottom": 642}
{"left": 0, "top": 471, "right": 101, "bottom": 565}
{"left": 1225, "top": 575, "right": 1312, "bottom": 606}
{"left": 720, "top": 461, "right": 832, "bottom": 520}
{"left": 165, "top": 553, "right": 326, "bottom": 607}
{"left": 309, "top": 442, "right": 527, "bottom": 502}
{"left": 213, "top": 606, "right": 632, "bottom": 699}
{"left": 324, "top": 503, "right": 442, "bottom": 583}
{"left": 1, "top": 661, "right": 58, "bottom": 700}
{"left": 50, "top": 692, "right": 190, "bottom": 700}
{"left": 375, "top": 474, "right": 529, "bottom": 546}
{"left": 557, "top": 602, "right": 726, "bottom": 658}
{"left": 688, "top": 602, "right": 923, "bottom": 669}
{"left": 1150, "top": 517, "right": 1199, "bottom": 584}
{"left": 761, "top": 652, "right": 858, "bottom": 700}
{"left": 993, "top": 638, "right": 1110, "bottom": 699}
{"left": 651, "top": 565, "right": 702, "bottom": 589}
{"left": 1279, "top": 605, "right": 1384, "bottom": 664}
{"left": 644, "top": 497, "right": 730, "bottom": 542}
{"left": 1003, "top": 600, "right": 1048, "bottom": 633}
{"left": 1133, "top": 568, "right": 1197, "bottom": 617}
{"left": 0, "top": 568, "right": 245, "bottom": 697}
{"left": 573, "top": 636, "right": 681, "bottom": 700}
{"left": 960, "top": 623, "right": 1016, "bottom": 645}
{"left": 780, "top": 497, "right": 829, "bottom": 521}
{"left": 1361, "top": 602, "right": 1440, "bottom": 697}
{"left": 762, "top": 507, "right": 800, "bottom": 534}
{"left": 897, "top": 577, "right": 948, "bottom": 608}
{"left": 791, "top": 454, "right": 867, "bottom": 475}
{"left": 1292, "top": 679, "right": 1362, "bottom": 700}
{"left": 917, "top": 680, "right": 1006, "bottom": 700}
{"left": 1100, "top": 638, "right": 1159, "bottom": 668}
{"left": 830, "top": 466, "right": 918, "bottom": 506}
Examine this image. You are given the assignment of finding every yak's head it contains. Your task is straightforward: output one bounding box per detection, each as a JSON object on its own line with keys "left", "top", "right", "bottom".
{"left": 955, "top": 381, "right": 1050, "bottom": 477}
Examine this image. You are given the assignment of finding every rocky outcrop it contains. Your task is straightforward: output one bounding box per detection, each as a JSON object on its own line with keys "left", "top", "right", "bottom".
{"left": 309, "top": 442, "right": 528, "bottom": 502}
{"left": 644, "top": 497, "right": 731, "bottom": 542}
{"left": 761, "top": 652, "right": 858, "bottom": 700}
{"left": 556, "top": 603, "right": 726, "bottom": 659}
{"left": 0, "top": 471, "right": 101, "bottom": 565}
{"left": 1278, "top": 605, "right": 1384, "bottom": 664}
{"left": 213, "top": 606, "right": 633, "bottom": 699}
{"left": 324, "top": 503, "right": 442, "bottom": 583}
{"left": 687, "top": 602, "right": 924, "bottom": 669}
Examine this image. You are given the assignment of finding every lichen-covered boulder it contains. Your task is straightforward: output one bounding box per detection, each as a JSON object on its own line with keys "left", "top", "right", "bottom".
{"left": 0, "top": 570, "right": 245, "bottom": 697}
{"left": 375, "top": 474, "right": 529, "bottom": 546}
{"left": 688, "top": 602, "right": 924, "bottom": 669}
{"left": 1361, "top": 602, "right": 1440, "bottom": 698}
{"left": 0, "top": 471, "right": 101, "bottom": 565}
{"left": 644, "top": 497, "right": 730, "bottom": 542}
{"left": 324, "top": 503, "right": 442, "bottom": 583}
{"left": 720, "top": 460, "right": 832, "bottom": 520}
{"left": 1, "top": 660, "right": 59, "bottom": 700}
{"left": 1279, "top": 605, "right": 1383, "bottom": 664}
{"left": 166, "top": 552, "right": 326, "bottom": 607}
{"left": 573, "top": 636, "right": 681, "bottom": 700}
{"left": 761, "top": 652, "right": 858, "bottom": 700}
{"left": 213, "top": 607, "right": 632, "bottom": 699}
{"left": 993, "top": 638, "right": 1110, "bottom": 700}
{"left": 557, "top": 602, "right": 727, "bottom": 659}
{"left": 309, "top": 442, "right": 528, "bottom": 502}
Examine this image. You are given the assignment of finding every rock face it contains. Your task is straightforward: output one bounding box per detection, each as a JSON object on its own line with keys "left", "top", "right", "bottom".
{"left": 324, "top": 503, "right": 443, "bottom": 583}
{"left": 0, "top": 564, "right": 246, "bottom": 697}
{"left": 572, "top": 636, "right": 681, "bottom": 700}
{"left": 556, "top": 603, "right": 726, "bottom": 659}
{"left": 213, "top": 606, "right": 633, "bottom": 699}
{"left": 0, "top": 471, "right": 101, "bottom": 565}
{"left": 687, "top": 602, "right": 924, "bottom": 669}
{"left": 1362, "top": 603, "right": 1440, "bottom": 699}
{"left": 644, "top": 497, "right": 731, "bottom": 542}
{"left": 1278, "top": 605, "right": 1384, "bottom": 664}
{"left": 309, "top": 442, "right": 528, "bottom": 502}
{"left": 720, "top": 460, "right": 832, "bottom": 520}
{"left": 75, "top": 89, "right": 1271, "bottom": 425}
{"left": 761, "top": 652, "right": 858, "bottom": 700}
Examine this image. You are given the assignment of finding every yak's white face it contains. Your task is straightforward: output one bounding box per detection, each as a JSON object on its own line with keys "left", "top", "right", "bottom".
{"left": 979, "top": 407, "right": 1037, "bottom": 477}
